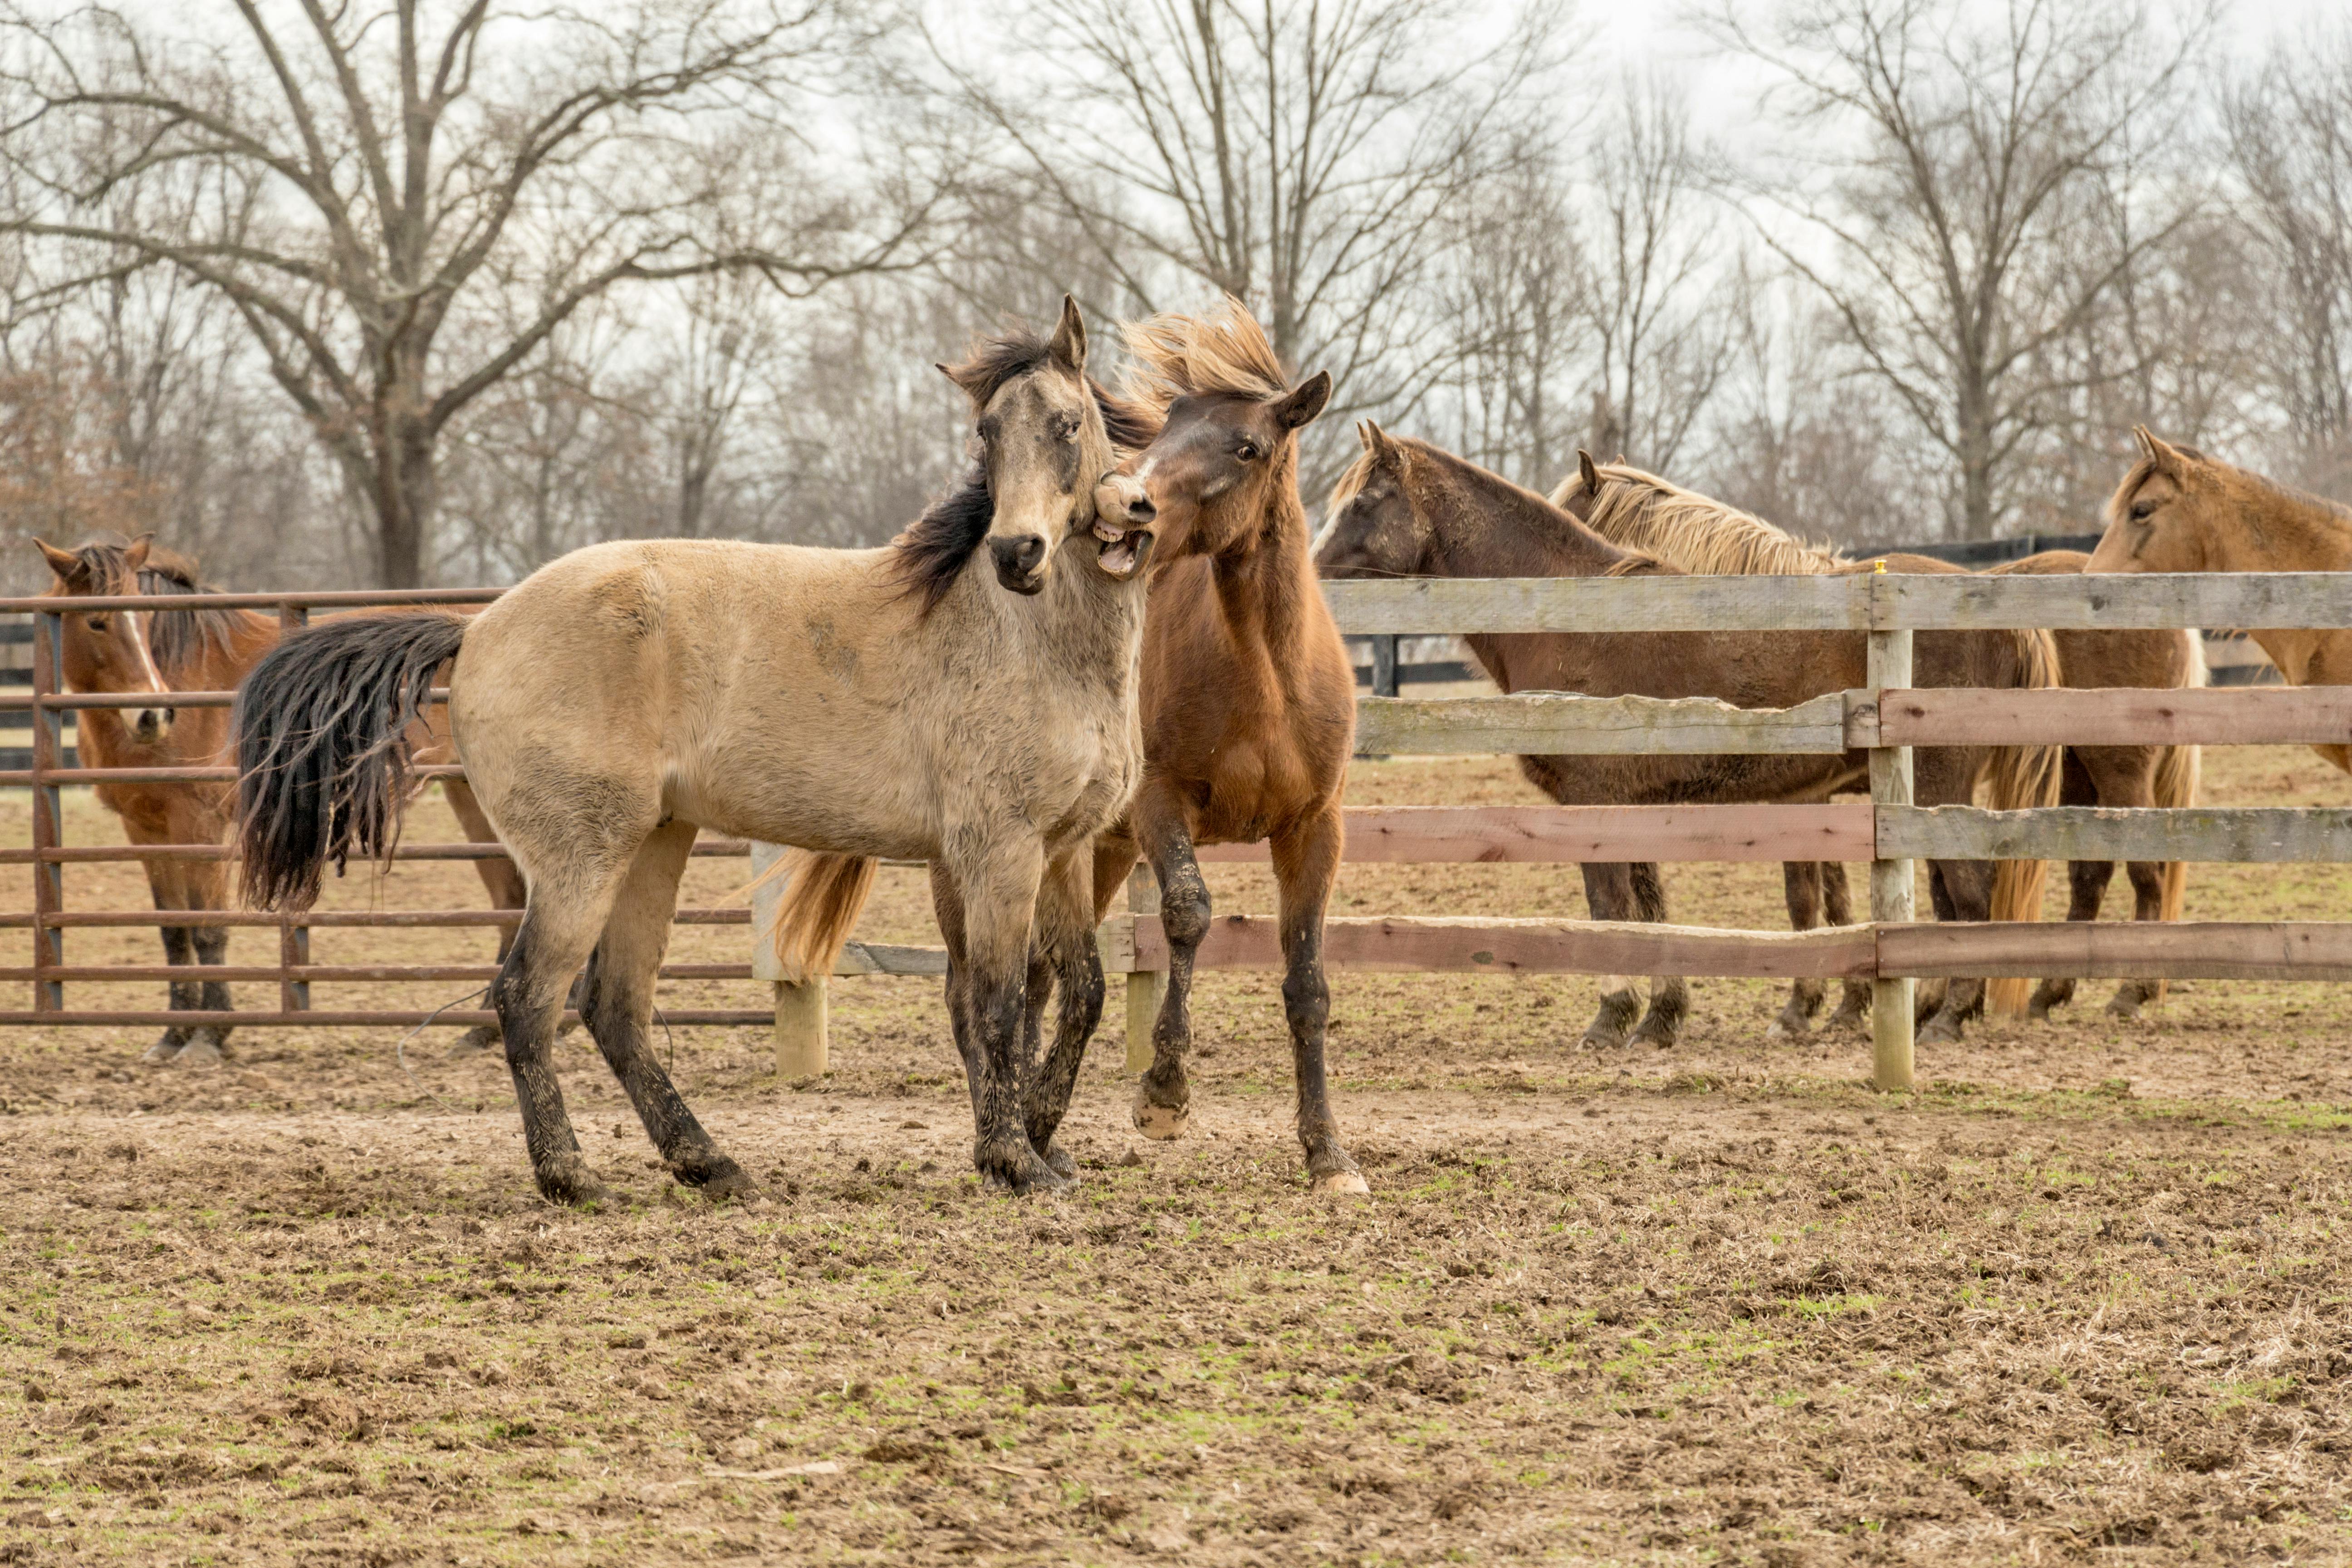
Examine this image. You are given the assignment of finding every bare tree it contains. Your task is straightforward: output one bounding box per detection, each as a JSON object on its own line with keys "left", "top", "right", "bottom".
{"left": 1708, "top": 0, "right": 2211, "bottom": 539}
{"left": 1438, "top": 142, "right": 1586, "bottom": 488}
{"left": 941, "top": 0, "right": 1553, "bottom": 442}
{"left": 1580, "top": 79, "right": 1731, "bottom": 471}
{"left": 2226, "top": 26, "right": 2352, "bottom": 496}
{"left": 0, "top": 0, "right": 939, "bottom": 584}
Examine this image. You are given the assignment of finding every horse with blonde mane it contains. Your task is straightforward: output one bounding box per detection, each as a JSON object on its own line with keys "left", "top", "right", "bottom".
{"left": 236, "top": 298, "right": 1158, "bottom": 1204}
{"left": 2091, "top": 427, "right": 2352, "bottom": 773}
{"left": 1555, "top": 456, "right": 2204, "bottom": 1023}
{"left": 1319, "top": 428, "right": 2059, "bottom": 1046}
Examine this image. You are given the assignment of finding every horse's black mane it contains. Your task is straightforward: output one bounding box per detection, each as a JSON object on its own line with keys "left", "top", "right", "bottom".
{"left": 60, "top": 539, "right": 258, "bottom": 680}
{"left": 892, "top": 323, "right": 1162, "bottom": 615}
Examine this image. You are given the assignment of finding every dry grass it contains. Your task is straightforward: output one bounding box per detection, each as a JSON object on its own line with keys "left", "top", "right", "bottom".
{"left": 2, "top": 747, "right": 2349, "bottom": 1564}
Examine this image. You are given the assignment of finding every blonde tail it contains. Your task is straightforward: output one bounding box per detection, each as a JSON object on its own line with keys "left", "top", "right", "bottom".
{"left": 1984, "top": 627, "right": 2065, "bottom": 1017}
{"left": 2143, "top": 633, "right": 2207, "bottom": 999}
{"left": 758, "top": 851, "right": 878, "bottom": 984}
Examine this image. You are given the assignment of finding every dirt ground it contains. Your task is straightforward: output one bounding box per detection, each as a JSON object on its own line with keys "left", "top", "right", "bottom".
{"left": 2, "top": 747, "right": 2348, "bottom": 1565}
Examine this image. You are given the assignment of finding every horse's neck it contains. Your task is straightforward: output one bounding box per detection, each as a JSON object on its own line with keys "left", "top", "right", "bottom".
{"left": 2205, "top": 490, "right": 2352, "bottom": 575}
{"left": 1420, "top": 467, "right": 1637, "bottom": 694}
{"left": 1210, "top": 493, "right": 1330, "bottom": 692}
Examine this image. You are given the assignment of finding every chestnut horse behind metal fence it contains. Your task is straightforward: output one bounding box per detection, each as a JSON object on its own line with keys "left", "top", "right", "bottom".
{"left": 33, "top": 537, "right": 520, "bottom": 1063}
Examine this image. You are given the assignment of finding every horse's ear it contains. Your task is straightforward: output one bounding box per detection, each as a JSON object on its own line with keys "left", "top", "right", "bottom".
{"left": 33, "top": 539, "right": 79, "bottom": 582}
{"left": 2133, "top": 425, "right": 2183, "bottom": 475}
{"left": 122, "top": 534, "right": 152, "bottom": 573}
{"left": 1363, "top": 420, "right": 1401, "bottom": 468}
{"left": 1578, "top": 450, "right": 1602, "bottom": 492}
{"left": 937, "top": 360, "right": 988, "bottom": 408}
{"left": 1274, "top": 371, "right": 1332, "bottom": 431}
{"left": 1047, "top": 294, "right": 1086, "bottom": 374}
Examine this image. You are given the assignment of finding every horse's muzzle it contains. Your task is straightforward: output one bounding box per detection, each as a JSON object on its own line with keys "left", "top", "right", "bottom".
{"left": 991, "top": 534, "right": 1049, "bottom": 595}
{"left": 1091, "top": 477, "right": 1156, "bottom": 580}
{"left": 130, "top": 706, "right": 174, "bottom": 745}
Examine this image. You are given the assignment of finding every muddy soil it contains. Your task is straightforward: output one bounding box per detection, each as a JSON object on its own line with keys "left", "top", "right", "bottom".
{"left": 2, "top": 749, "right": 2348, "bottom": 1564}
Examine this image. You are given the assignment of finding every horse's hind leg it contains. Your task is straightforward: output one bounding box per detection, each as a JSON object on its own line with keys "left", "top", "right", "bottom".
{"left": 447, "top": 779, "right": 524, "bottom": 1055}
{"left": 1918, "top": 860, "right": 1993, "bottom": 1044}
{"left": 578, "top": 819, "right": 757, "bottom": 1202}
{"left": 1770, "top": 862, "right": 1826, "bottom": 1040}
{"left": 2107, "top": 858, "right": 2170, "bottom": 1018}
{"left": 1133, "top": 785, "right": 1206, "bottom": 1140}
{"left": 1627, "top": 862, "right": 1686, "bottom": 1048}
{"left": 490, "top": 843, "right": 641, "bottom": 1207}
{"left": 1579, "top": 864, "right": 1642, "bottom": 1050}
{"left": 1273, "top": 804, "right": 1364, "bottom": 1194}
{"left": 1820, "top": 862, "right": 1872, "bottom": 1033}
{"left": 2029, "top": 752, "right": 2103, "bottom": 1020}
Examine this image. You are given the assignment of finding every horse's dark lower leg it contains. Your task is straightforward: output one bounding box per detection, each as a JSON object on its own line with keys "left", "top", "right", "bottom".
{"left": 1820, "top": 861, "right": 1872, "bottom": 1031}
{"left": 949, "top": 846, "right": 1059, "bottom": 1195}
{"left": 578, "top": 823, "right": 755, "bottom": 1201}
{"left": 174, "top": 923, "right": 235, "bottom": 1066}
{"left": 1022, "top": 933, "right": 1102, "bottom": 1176}
{"left": 1772, "top": 862, "right": 1826, "bottom": 1039}
{"left": 2107, "top": 859, "right": 2169, "bottom": 1018}
{"left": 2029, "top": 858, "right": 2116, "bottom": 1019}
{"left": 1135, "top": 805, "right": 1206, "bottom": 1139}
{"left": 492, "top": 849, "right": 635, "bottom": 1205}
{"left": 1579, "top": 864, "right": 1642, "bottom": 1049}
{"left": 1627, "top": 863, "right": 1686, "bottom": 1048}
{"left": 1273, "top": 808, "right": 1362, "bottom": 1192}
{"left": 1919, "top": 861, "right": 1990, "bottom": 1043}
{"left": 144, "top": 923, "right": 199, "bottom": 1063}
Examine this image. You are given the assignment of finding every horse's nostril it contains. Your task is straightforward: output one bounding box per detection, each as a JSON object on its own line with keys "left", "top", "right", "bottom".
{"left": 1127, "top": 497, "right": 1157, "bottom": 523}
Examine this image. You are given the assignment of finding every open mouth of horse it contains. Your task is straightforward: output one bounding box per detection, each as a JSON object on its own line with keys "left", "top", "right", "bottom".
{"left": 1092, "top": 520, "right": 1154, "bottom": 578}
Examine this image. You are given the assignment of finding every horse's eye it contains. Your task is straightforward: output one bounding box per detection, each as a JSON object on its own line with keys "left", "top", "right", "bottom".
{"left": 1055, "top": 417, "right": 1079, "bottom": 443}
{"left": 1236, "top": 441, "right": 1261, "bottom": 463}
{"left": 2131, "top": 500, "right": 2158, "bottom": 522}
{"left": 87, "top": 617, "right": 107, "bottom": 632}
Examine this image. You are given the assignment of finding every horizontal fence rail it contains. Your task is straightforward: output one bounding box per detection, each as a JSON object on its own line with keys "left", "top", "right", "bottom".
{"left": 12, "top": 570, "right": 2352, "bottom": 1089}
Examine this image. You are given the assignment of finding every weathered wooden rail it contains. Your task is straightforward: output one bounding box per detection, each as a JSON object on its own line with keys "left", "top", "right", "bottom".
{"left": 753, "top": 570, "right": 2352, "bottom": 1092}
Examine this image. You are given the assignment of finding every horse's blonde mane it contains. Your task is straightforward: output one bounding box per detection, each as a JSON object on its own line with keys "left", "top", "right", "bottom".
{"left": 1552, "top": 461, "right": 1850, "bottom": 577}
{"left": 1121, "top": 297, "right": 1290, "bottom": 417}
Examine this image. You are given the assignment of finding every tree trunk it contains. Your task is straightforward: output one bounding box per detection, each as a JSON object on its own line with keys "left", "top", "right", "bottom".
{"left": 370, "top": 406, "right": 436, "bottom": 588}
{"left": 1955, "top": 385, "right": 1995, "bottom": 541}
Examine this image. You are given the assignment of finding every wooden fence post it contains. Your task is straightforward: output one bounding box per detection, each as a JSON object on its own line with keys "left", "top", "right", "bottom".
{"left": 747, "top": 842, "right": 828, "bottom": 1077}
{"left": 1124, "top": 861, "right": 1162, "bottom": 1074}
{"left": 1867, "top": 608, "right": 1915, "bottom": 1092}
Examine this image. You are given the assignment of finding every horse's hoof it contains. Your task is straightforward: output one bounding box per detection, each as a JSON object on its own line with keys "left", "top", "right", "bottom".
{"left": 670, "top": 1151, "right": 760, "bottom": 1203}
{"left": 981, "top": 1154, "right": 1072, "bottom": 1196}
{"left": 142, "top": 1033, "right": 186, "bottom": 1064}
{"left": 1132, "top": 1097, "right": 1190, "bottom": 1142}
{"left": 1629, "top": 1020, "right": 1679, "bottom": 1050}
{"left": 1765, "top": 1015, "right": 1804, "bottom": 1042}
{"left": 1918, "top": 1016, "right": 1965, "bottom": 1047}
{"left": 1040, "top": 1140, "right": 1077, "bottom": 1181}
{"left": 447, "top": 1025, "right": 500, "bottom": 1057}
{"left": 1580, "top": 1024, "right": 1627, "bottom": 1051}
{"left": 1312, "top": 1169, "right": 1371, "bottom": 1196}
{"left": 534, "top": 1157, "right": 610, "bottom": 1209}
{"left": 2104, "top": 992, "right": 2144, "bottom": 1022}
{"left": 173, "top": 1034, "right": 225, "bottom": 1069}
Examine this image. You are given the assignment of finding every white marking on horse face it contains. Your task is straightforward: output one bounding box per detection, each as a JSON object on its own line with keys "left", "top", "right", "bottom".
{"left": 123, "top": 612, "right": 172, "bottom": 740}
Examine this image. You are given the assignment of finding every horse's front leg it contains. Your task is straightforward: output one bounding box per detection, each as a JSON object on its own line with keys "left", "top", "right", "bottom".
{"left": 133, "top": 838, "right": 198, "bottom": 1064}
{"left": 1918, "top": 861, "right": 1991, "bottom": 1044}
{"left": 951, "top": 836, "right": 1061, "bottom": 1194}
{"left": 1132, "top": 783, "right": 1206, "bottom": 1141}
{"left": 1021, "top": 846, "right": 1103, "bottom": 1177}
{"left": 1820, "top": 861, "right": 1872, "bottom": 1033}
{"left": 1272, "top": 804, "right": 1364, "bottom": 1193}
{"left": 1769, "top": 862, "right": 1826, "bottom": 1040}
{"left": 1578, "top": 863, "right": 1643, "bottom": 1050}
{"left": 1627, "top": 862, "right": 1686, "bottom": 1048}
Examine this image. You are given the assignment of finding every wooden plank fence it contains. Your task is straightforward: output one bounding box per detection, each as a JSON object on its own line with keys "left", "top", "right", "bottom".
{"left": 751, "top": 571, "right": 2352, "bottom": 1093}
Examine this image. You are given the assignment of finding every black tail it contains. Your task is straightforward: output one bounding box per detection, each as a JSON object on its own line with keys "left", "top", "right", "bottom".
{"left": 234, "top": 612, "right": 470, "bottom": 911}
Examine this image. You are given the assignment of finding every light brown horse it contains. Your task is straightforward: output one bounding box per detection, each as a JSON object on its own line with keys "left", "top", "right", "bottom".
{"left": 1086, "top": 301, "right": 1363, "bottom": 1194}
{"left": 1545, "top": 463, "right": 2204, "bottom": 1023}
{"left": 238, "top": 299, "right": 1158, "bottom": 1205}
{"left": 1985, "top": 551, "right": 2202, "bottom": 1019}
{"left": 1319, "top": 428, "right": 2060, "bottom": 1046}
{"left": 2090, "top": 428, "right": 2352, "bottom": 772}
{"left": 34, "top": 537, "right": 520, "bottom": 1062}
